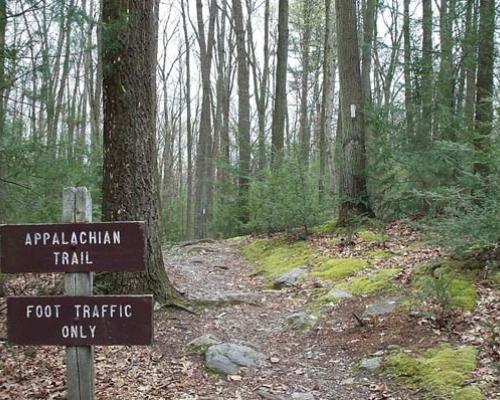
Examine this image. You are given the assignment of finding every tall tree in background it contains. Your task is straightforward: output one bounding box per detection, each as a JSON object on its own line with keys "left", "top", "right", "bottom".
{"left": 271, "top": 0, "right": 289, "bottom": 167}
{"left": 463, "top": 0, "right": 478, "bottom": 130}
{"left": 101, "top": 0, "right": 179, "bottom": 302}
{"left": 233, "top": 0, "right": 251, "bottom": 223}
{"left": 298, "top": 0, "right": 312, "bottom": 165}
{"left": 403, "top": 0, "right": 414, "bottom": 135}
{"left": 361, "top": 0, "right": 375, "bottom": 108}
{"left": 194, "top": 0, "right": 217, "bottom": 238}
{"left": 0, "top": 0, "right": 6, "bottom": 226}
{"left": 319, "top": 0, "right": 334, "bottom": 201}
{"left": 180, "top": 0, "right": 193, "bottom": 238}
{"left": 420, "top": 0, "right": 433, "bottom": 145}
{"left": 335, "top": 0, "right": 371, "bottom": 225}
{"left": 0, "top": 0, "right": 6, "bottom": 137}
{"left": 436, "top": 0, "right": 455, "bottom": 140}
{"left": 474, "top": 0, "right": 495, "bottom": 175}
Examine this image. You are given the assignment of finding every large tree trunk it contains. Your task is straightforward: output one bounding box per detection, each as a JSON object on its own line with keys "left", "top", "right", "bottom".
{"left": 420, "top": 0, "right": 433, "bottom": 146}
{"left": 403, "top": 0, "right": 414, "bottom": 136}
{"left": 436, "top": 0, "right": 455, "bottom": 140}
{"left": 0, "top": 0, "right": 5, "bottom": 227}
{"left": 474, "top": 0, "right": 495, "bottom": 175}
{"left": 0, "top": 0, "right": 6, "bottom": 138}
{"left": 464, "top": 0, "right": 478, "bottom": 131}
{"left": 233, "top": 0, "right": 251, "bottom": 224}
{"left": 180, "top": 0, "right": 194, "bottom": 238}
{"left": 101, "top": 0, "right": 180, "bottom": 303}
{"left": 271, "top": 0, "right": 289, "bottom": 167}
{"left": 259, "top": 0, "right": 270, "bottom": 171}
{"left": 319, "top": 0, "right": 335, "bottom": 202}
{"left": 194, "top": 0, "right": 217, "bottom": 238}
{"left": 335, "top": 0, "right": 372, "bottom": 225}
{"left": 299, "top": 0, "right": 312, "bottom": 166}
{"left": 361, "top": 0, "right": 375, "bottom": 107}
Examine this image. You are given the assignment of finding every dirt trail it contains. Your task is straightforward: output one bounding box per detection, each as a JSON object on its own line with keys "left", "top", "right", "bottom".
{"left": 0, "top": 240, "right": 379, "bottom": 400}
{"left": 156, "top": 239, "right": 373, "bottom": 399}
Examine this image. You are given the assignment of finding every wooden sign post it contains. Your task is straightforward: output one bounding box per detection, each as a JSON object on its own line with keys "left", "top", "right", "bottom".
{"left": 0, "top": 187, "right": 152, "bottom": 400}
{"left": 63, "top": 187, "right": 94, "bottom": 400}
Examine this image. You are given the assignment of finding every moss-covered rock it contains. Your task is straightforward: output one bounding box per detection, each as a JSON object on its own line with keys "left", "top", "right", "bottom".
{"left": 358, "top": 230, "right": 389, "bottom": 242}
{"left": 241, "top": 238, "right": 317, "bottom": 278}
{"left": 312, "top": 258, "right": 369, "bottom": 281}
{"left": 384, "top": 344, "right": 482, "bottom": 399}
{"left": 335, "top": 268, "right": 401, "bottom": 295}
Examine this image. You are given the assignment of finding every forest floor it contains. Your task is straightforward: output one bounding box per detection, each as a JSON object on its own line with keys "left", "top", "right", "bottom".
{"left": 0, "top": 221, "right": 498, "bottom": 400}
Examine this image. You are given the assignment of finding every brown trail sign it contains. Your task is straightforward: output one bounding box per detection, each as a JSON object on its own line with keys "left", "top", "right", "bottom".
{"left": 1, "top": 187, "right": 153, "bottom": 400}
{"left": 0, "top": 221, "right": 145, "bottom": 273}
{"left": 7, "top": 296, "right": 153, "bottom": 346}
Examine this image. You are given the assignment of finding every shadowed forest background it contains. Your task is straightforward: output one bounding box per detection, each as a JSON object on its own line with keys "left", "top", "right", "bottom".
{"left": 1, "top": 0, "right": 498, "bottom": 258}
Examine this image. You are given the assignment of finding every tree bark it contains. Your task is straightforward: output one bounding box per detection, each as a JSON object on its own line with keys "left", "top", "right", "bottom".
{"left": 233, "top": 0, "right": 251, "bottom": 224}
{"left": 319, "top": 0, "right": 335, "bottom": 202}
{"left": 403, "top": 0, "right": 414, "bottom": 136}
{"left": 464, "top": 0, "right": 478, "bottom": 130}
{"left": 271, "top": 0, "right": 289, "bottom": 167}
{"left": 474, "top": 0, "right": 495, "bottom": 175}
{"left": 436, "top": 0, "right": 455, "bottom": 140}
{"left": 180, "top": 0, "right": 194, "bottom": 238}
{"left": 420, "top": 0, "right": 433, "bottom": 146}
{"left": 299, "top": 0, "right": 312, "bottom": 166}
{"left": 101, "top": 0, "right": 180, "bottom": 302}
{"left": 194, "top": 0, "right": 217, "bottom": 238}
{"left": 361, "top": 0, "right": 375, "bottom": 107}
{"left": 335, "top": 0, "right": 372, "bottom": 225}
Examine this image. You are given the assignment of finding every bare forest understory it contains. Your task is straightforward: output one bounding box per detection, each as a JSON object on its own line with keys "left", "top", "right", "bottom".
{"left": 0, "top": 223, "right": 498, "bottom": 400}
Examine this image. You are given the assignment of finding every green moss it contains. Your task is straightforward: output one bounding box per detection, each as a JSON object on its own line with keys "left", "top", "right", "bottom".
{"left": 241, "top": 238, "right": 317, "bottom": 278}
{"left": 491, "top": 270, "right": 500, "bottom": 286}
{"left": 447, "top": 277, "right": 477, "bottom": 310}
{"left": 453, "top": 387, "right": 485, "bottom": 400}
{"left": 385, "top": 344, "right": 481, "bottom": 399}
{"left": 335, "top": 268, "right": 400, "bottom": 295}
{"left": 310, "top": 219, "right": 338, "bottom": 234}
{"left": 413, "top": 261, "right": 478, "bottom": 311}
{"left": 366, "top": 249, "right": 392, "bottom": 260}
{"left": 312, "top": 258, "right": 369, "bottom": 281}
{"left": 359, "top": 230, "right": 389, "bottom": 242}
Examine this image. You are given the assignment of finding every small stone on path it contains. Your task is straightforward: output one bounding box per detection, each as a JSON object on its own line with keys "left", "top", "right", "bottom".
{"left": 286, "top": 312, "right": 317, "bottom": 331}
{"left": 273, "top": 268, "right": 307, "bottom": 289}
{"left": 187, "top": 334, "right": 221, "bottom": 354}
{"left": 327, "top": 288, "right": 353, "bottom": 299}
{"left": 364, "top": 298, "right": 399, "bottom": 317}
{"left": 360, "top": 356, "right": 382, "bottom": 371}
{"left": 291, "top": 392, "right": 314, "bottom": 400}
{"left": 205, "top": 343, "right": 265, "bottom": 375}
{"left": 340, "top": 378, "right": 355, "bottom": 385}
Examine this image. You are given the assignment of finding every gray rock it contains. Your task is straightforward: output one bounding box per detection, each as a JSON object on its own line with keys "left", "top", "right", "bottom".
{"left": 273, "top": 268, "right": 307, "bottom": 289}
{"left": 187, "top": 334, "right": 221, "bottom": 354}
{"left": 327, "top": 288, "right": 353, "bottom": 299}
{"left": 286, "top": 312, "right": 318, "bottom": 331}
{"left": 364, "top": 298, "right": 399, "bottom": 317}
{"left": 291, "top": 392, "right": 314, "bottom": 400}
{"left": 340, "top": 378, "right": 355, "bottom": 385}
{"left": 205, "top": 343, "right": 265, "bottom": 375}
{"left": 360, "top": 356, "right": 382, "bottom": 371}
